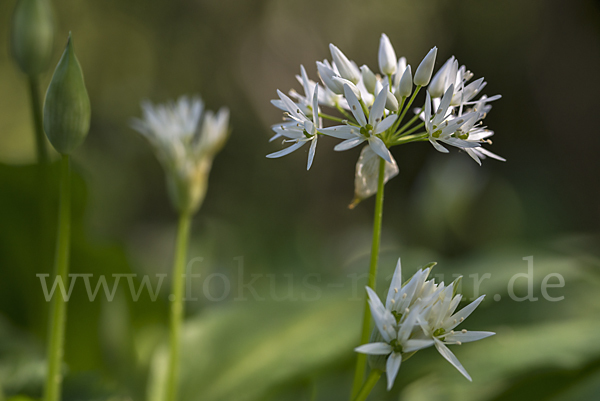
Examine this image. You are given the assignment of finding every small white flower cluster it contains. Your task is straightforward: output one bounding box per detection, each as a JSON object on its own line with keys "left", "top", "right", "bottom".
{"left": 131, "top": 96, "right": 230, "bottom": 214}
{"left": 268, "top": 34, "right": 504, "bottom": 201}
{"left": 355, "top": 259, "right": 495, "bottom": 390}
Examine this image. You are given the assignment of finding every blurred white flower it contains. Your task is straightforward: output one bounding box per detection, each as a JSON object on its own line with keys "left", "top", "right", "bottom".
{"left": 355, "top": 258, "right": 494, "bottom": 389}
{"left": 267, "top": 86, "right": 322, "bottom": 170}
{"left": 329, "top": 43, "right": 361, "bottom": 84}
{"left": 131, "top": 96, "right": 229, "bottom": 214}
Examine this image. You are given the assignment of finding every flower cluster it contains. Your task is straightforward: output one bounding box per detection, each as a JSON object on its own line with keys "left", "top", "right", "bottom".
{"left": 267, "top": 34, "right": 504, "bottom": 202}
{"left": 355, "top": 259, "right": 494, "bottom": 390}
{"left": 131, "top": 96, "right": 230, "bottom": 214}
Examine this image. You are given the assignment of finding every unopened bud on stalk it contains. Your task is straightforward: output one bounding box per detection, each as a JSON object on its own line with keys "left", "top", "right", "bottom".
{"left": 397, "top": 65, "right": 413, "bottom": 98}
{"left": 329, "top": 44, "right": 361, "bottom": 84}
{"left": 11, "top": 0, "right": 54, "bottom": 77}
{"left": 360, "top": 65, "right": 377, "bottom": 94}
{"left": 43, "top": 34, "right": 91, "bottom": 154}
{"left": 414, "top": 47, "right": 437, "bottom": 86}
{"left": 378, "top": 33, "right": 397, "bottom": 76}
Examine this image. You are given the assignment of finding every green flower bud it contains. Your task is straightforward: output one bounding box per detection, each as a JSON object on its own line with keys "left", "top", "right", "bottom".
{"left": 43, "top": 34, "right": 90, "bottom": 154}
{"left": 11, "top": 0, "right": 54, "bottom": 77}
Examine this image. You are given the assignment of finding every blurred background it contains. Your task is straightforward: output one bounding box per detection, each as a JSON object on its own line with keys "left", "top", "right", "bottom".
{"left": 1, "top": 0, "right": 599, "bottom": 400}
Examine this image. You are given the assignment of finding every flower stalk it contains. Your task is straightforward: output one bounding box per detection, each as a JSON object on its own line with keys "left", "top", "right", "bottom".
{"left": 43, "top": 155, "right": 71, "bottom": 401}
{"left": 165, "top": 211, "right": 192, "bottom": 401}
{"left": 353, "top": 369, "right": 382, "bottom": 401}
{"left": 28, "top": 76, "right": 48, "bottom": 164}
{"left": 351, "top": 157, "right": 386, "bottom": 398}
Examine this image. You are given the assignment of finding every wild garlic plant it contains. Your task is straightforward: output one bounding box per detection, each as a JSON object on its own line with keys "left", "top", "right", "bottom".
{"left": 131, "top": 96, "right": 230, "bottom": 401}
{"left": 267, "top": 34, "right": 502, "bottom": 400}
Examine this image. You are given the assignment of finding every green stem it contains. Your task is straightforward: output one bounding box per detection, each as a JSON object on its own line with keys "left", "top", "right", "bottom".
{"left": 350, "top": 158, "right": 386, "bottom": 399}
{"left": 336, "top": 104, "right": 356, "bottom": 123}
{"left": 165, "top": 212, "right": 192, "bottom": 401}
{"left": 392, "top": 85, "right": 421, "bottom": 133}
{"left": 320, "top": 113, "right": 360, "bottom": 126}
{"left": 359, "top": 98, "right": 370, "bottom": 120}
{"left": 43, "top": 155, "right": 71, "bottom": 401}
{"left": 353, "top": 370, "right": 382, "bottom": 401}
{"left": 28, "top": 76, "right": 48, "bottom": 164}
{"left": 389, "top": 132, "right": 428, "bottom": 147}
{"left": 396, "top": 121, "right": 424, "bottom": 138}
{"left": 395, "top": 109, "right": 423, "bottom": 136}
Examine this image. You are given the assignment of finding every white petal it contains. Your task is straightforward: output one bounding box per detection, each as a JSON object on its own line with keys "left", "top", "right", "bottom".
{"left": 368, "top": 136, "right": 392, "bottom": 163}
{"left": 429, "top": 138, "right": 449, "bottom": 153}
{"left": 334, "top": 137, "right": 365, "bottom": 151}
{"left": 320, "top": 125, "right": 358, "bottom": 139}
{"left": 369, "top": 86, "right": 388, "bottom": 126}
{"left": 374, "top": 115, "right": 398, "bottom": 135}
{"left": 343, "top": 84, "right": 367, "bottom": 126}
{"left": 403, "top": 339, "right": 435, "bottom": 352}
{"left": 312, "top": 85, "right": 320, "bottom": 126}
{"left": 266, "top": 140, "right": 306, "bottom": 158}
{"left": 386, "top": 352, "right": 402, "bottom": 390}
{"left": 443, "top": 331, "right": 495, "bottom": 344}
{"left": 432, "top": 84, "right": 454, "bottom": 126}
{"left": 306, "top": 137, "right": 317, "bottom": 170}
{"left": 386, "top": 258, "right": 403, "bottom": 309}
{"left": 444, "top": 295, "right": 485, "bottom": 330}
{"left": 277, "top": 90, "right": 306, "bottom": 122}
{"left": 434, "top": 339, "right": 472, "bottom": 381}
{"left": 355, "top": 342, "right": 393, "bottom": 355}
{"left": 477, "top": 147, "right": 506, "bottom": 161}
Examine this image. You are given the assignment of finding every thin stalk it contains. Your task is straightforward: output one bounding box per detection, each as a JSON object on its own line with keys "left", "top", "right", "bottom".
{"left": 389, "top": 132, "right": 428, "bottom": 146}
{"left": 350, "top": 158, "right": 386, "bottom": 399}
{"left": 28, "top": 76, "right": 48, "bottom": 164}
{"left": 358, "top": 98, "right": 370, "bottom": 120}
{"left": 336, "top": 104, "right": 356, "bottom": 123}
{"left": 43, "top": 155, "right": 71, "bottom": 401}
{"left": 353, "top": 370, "right": 382, "bottom": 401}
{"left": 165, "top": 212, "right": 192, "bottom": 401}
{"left": 395, "top": 109, "right": 423, "bottom": 136}
{"left": 320, "top": 113, "right": 360, "bottom": 127}
{"left": 396, "top": 121, "right": 424, "bottom": 139}
{"left": 391, "top": 85, "right": 421, "bottom": 133}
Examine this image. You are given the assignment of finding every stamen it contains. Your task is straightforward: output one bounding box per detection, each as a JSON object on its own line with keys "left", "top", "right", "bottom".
{"left": 394, "top": 288, "right": 398, "bottom": 293}
{"left": 462, "top": 329, "right": 467, "bottom": 333}
{"left": 456, "top": 341, "right": 462, "bottom": 345}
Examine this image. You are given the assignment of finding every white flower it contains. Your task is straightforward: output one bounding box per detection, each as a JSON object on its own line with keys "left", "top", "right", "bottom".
{"left": 414, "top": 47, "right": 437, "bottom": 86}
{"left": 417, "top": 287, "right": 495, "bottom": 381}
{"left": 267, "top": 86, "right": 321, "bottom": 170}
{"left": 351, "top": 146, "right": 399, "bottom": 206}
{"left": 355, "top": 283, "right": 434, "bottom": 390}
{"left": 378, "top": 34, "right": 397, "bottom": 76}
{"left": 131, "top": 96, "right": 229, "bottom": 214}
{"left": 424, "top": 85, "right": 483, "bottom": 153}
{"left": 320, "top": 84, "right": 397, "bottom": 162}
{"left": 354, "top": 258, "right": 494, "bottom": 390}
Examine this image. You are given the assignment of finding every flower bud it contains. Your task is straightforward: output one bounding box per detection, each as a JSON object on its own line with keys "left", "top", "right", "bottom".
{"left": 10, "top": 0, "right": 54, "bottom": 77}
{"left": 329, "top": 43, "right": 361, "bottom": 84}
{"left": 378, "top": 33, "right": 397, "bottom": 76}
{"left": 414, "top": 47, "right": 437, "bottom": 87}
{"left": 385, "top": 89, "right": 399, "bottom": 111}
{"left": 333, "top": 77, "right": 361, "bottom": 100}
{"left": 360, "top": 65, "right": 377, "bottom": 94}
{"left": 428, "top": 56, "right": 454, "bottom": 98}
{"left": 397, "top": 65, "right": 412, "bottom": 98}
{"left": 43, "top": 34, "right": 91, "bottom": 154}
{"left": 317, "top": 61, "right": 344, "bottom": 95}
